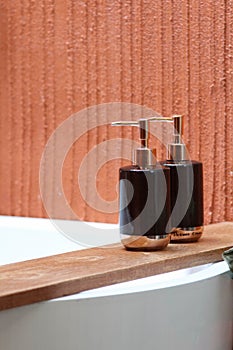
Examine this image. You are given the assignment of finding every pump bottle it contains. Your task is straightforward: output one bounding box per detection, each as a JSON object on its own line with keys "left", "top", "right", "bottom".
{"left": 161, "top": 115, "right": 204, "bottom": 243}
{"left": 112, "top": 117, "right": 171, "bottom": 251}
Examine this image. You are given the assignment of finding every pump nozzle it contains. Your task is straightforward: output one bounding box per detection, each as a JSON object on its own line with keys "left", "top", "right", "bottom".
{"left": 168, "top": 115, "right": 187, "bottom": 161}
{"left": 112, "top": 116, "right": 172, "bottom": 145}
{"left": 112, "top": 119, "right": 149, "bottom": 148}
{"left": 112, "top": 118, "right": 154, "bottom": 168}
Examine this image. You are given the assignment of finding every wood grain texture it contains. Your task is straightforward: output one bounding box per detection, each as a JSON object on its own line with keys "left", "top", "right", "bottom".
{"left": 0, "top": 222, "right": 233, "bottom": 311}
{"left": 0, "top": 1, "right": 232, "bottom": 223}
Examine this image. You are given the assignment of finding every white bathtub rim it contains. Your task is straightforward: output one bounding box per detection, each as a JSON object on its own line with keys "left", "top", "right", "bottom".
{"left": 0, "top": 215, "right": 120, "bottom": 248}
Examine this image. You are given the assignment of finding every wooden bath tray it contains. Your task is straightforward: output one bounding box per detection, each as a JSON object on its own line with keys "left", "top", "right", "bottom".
{"left": 0, "top": 222, "right": 233, "bottom": 311}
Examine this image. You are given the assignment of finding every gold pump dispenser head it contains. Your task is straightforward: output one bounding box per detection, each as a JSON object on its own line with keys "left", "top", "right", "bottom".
{"left": 112, "top": 116, "right": 172, "bottom": 169}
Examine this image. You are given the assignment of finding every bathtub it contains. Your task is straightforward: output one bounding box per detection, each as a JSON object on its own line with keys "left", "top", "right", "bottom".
{"left": 0, "top": 215, "right": 232, "bottom": 350}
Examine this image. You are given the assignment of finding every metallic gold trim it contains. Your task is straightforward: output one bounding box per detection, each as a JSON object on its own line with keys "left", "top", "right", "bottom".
{"left": 121, "top": 234, "right": 170, "bottom": 251}
{"left": 170, "top": 226, "right": 203, "bottom": 243}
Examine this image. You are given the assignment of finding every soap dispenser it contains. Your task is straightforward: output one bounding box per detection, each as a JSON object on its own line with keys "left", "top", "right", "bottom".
{"left": 112, "top": 117, "right": 171, "bottom": 251}
{"left": 161, "top": 115, "right": 204, "bottom": 243}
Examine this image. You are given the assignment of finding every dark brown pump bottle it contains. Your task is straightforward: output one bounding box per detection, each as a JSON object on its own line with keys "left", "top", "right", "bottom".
{"left": 161, "top": 115, "right": 204, "bottom": 243}
{"left": 112, "top": 117, "right": 171, "bottom": 251}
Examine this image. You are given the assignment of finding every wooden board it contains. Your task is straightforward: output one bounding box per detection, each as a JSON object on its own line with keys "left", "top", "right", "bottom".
{"left": 0, "top": 222, "right": 233, "bottom": 311}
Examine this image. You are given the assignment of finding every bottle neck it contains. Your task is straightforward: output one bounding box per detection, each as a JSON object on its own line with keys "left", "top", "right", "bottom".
{"left": 168, "top": 143, "right": 187, "bottom": 161}
{"left": 134, "top": 148, "right": 157, "bottom": 169}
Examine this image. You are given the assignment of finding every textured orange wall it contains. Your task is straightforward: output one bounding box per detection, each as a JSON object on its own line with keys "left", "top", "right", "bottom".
{"left": 0, "top": 0, "right": 232, "bottom": 224}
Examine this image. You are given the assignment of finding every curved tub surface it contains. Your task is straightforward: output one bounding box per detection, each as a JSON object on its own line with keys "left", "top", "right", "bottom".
{"left": 0, "top": 216, "right": 232, "bottom": 350}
